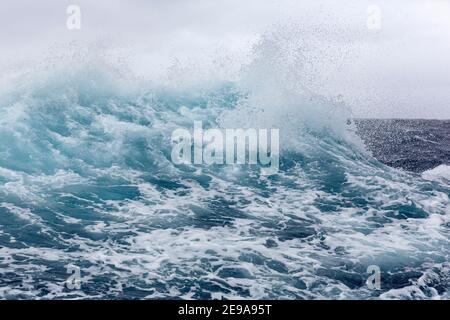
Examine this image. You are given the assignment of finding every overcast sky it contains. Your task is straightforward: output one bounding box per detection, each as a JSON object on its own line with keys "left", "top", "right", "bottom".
{"left": 0, "top": 0, "right": 449, "bottom": 118}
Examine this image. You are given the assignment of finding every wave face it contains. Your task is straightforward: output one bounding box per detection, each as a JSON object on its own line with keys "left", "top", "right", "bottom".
{"left": 0, "top": 41, "right": 449, "bottom": 299}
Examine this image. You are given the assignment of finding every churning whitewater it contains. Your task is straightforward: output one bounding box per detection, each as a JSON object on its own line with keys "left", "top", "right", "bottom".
{"left": 0, "top": 36, "right": 449, "bottom": 299}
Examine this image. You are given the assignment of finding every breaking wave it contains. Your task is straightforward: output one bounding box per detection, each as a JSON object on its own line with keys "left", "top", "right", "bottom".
{"left": 0, "top": 32, "right": 449, "bottom": 300}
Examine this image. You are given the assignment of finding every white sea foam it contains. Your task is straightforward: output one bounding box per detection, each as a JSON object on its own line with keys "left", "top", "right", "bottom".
{"left": 422, "top": 165, "right": 450, "bottom": 185}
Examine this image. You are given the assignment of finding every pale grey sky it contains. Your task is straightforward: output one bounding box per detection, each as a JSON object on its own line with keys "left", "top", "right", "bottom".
{"left": 0, "top": 0, "right": 449, "bottom": 118}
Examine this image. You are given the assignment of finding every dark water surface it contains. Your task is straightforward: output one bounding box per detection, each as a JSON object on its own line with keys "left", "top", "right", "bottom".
{"left": 356, "top": 119, "right": 450, "bottom": 173}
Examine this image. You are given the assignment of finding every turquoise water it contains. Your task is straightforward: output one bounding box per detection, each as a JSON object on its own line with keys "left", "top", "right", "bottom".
{"left": 0, "top": 61, "right": 448, "bottom": 300}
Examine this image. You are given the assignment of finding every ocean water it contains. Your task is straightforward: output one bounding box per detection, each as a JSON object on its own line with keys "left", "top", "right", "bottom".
{"left": 0, "top": 55, "right": 449, "bottom": 300}
{"left": 356, "top": 119, "right": 450, "bottom": 173}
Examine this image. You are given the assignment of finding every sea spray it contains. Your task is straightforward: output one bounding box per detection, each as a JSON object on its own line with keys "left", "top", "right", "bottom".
{"left": 0, "top": 31, "right": 448, "bottom": 299}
